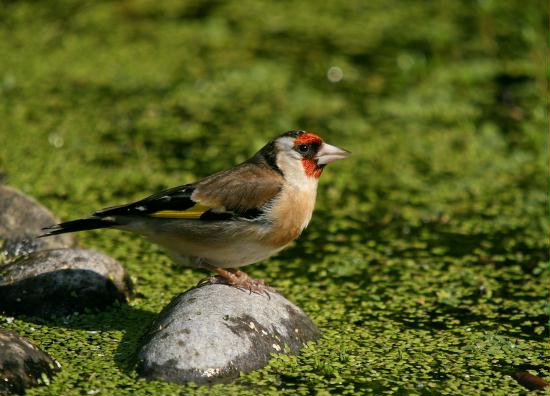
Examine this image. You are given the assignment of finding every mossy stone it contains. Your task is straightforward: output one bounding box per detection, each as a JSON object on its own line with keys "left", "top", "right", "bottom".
{"left": 136, "top": 283, "right": 320, "bottom": 384}
{"left": 0, "top": 185, "right": 76, "bottom": 263}
{"left": 0, "top": 328, "right": 60, "bottom": 395}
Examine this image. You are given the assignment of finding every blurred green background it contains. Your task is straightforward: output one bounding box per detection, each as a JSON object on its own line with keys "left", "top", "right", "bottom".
{"left": 0, "top": 0, "right": 548, "bottom": 395}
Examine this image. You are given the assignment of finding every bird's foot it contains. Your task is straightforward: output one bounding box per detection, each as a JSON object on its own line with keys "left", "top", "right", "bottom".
{"left": 200, "top": 267, "right": 275, "bottom": 296}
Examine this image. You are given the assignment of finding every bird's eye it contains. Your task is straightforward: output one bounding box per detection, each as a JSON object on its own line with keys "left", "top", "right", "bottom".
{"left": 298, "top": 144, "right": 309, "bottom": 153}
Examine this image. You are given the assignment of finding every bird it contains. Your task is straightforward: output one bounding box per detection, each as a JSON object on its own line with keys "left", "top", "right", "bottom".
{"left": 40, "top": 130, "right": 350, "bottom": 292}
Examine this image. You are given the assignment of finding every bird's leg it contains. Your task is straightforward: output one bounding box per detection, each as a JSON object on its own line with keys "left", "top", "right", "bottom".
{"left": 200, "top": 264, "right": 275, "bottom": 295}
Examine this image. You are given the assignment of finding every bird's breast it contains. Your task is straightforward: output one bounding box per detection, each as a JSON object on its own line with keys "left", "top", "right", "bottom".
{"left": 263, "top": 182, "right": 318, "bottom": 247}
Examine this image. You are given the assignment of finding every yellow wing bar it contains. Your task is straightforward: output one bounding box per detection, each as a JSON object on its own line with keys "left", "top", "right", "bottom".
{"left": 148, "top": 204, "right": 211, "bottom": 219}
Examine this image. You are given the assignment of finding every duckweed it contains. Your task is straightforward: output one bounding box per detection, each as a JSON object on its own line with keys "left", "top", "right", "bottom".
{"left": 0, "top": 0, "right": 547, "bottom": 395}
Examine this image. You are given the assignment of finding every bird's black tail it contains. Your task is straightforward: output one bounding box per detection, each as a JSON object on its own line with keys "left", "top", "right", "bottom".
{"left": 39, "top": 217, "right": 116, "bottom": 237}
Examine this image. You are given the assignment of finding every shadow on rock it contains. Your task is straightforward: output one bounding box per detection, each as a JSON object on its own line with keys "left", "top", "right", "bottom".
{"left": 0, "top": 249, "right": 134, "bottom": 318}
{"left": 0, "top": 268, "right": 131, "bottom": 317}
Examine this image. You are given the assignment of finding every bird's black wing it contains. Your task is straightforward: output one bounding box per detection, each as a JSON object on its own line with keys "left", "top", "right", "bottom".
{"left": 93, "top": 162, "right": 284, "bottom": 221}
{"left": 93, "top": 184, "right": 203, "bottom": 218}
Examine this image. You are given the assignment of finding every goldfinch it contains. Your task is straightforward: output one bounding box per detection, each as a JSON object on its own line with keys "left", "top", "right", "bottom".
{"left": 41, "top": 131, "right": 350, "bottom": 291}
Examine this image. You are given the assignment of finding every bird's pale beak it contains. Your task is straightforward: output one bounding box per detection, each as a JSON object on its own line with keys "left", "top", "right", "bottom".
{"left": 315, "top": 143, "right": 351, "bottom": 165}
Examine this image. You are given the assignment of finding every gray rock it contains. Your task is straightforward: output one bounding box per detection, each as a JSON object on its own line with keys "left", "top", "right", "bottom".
{"left": 136, "top": 283, "right": 320, "bottom": 384}
{"left": 0, "top": 328, "right": 60, "bottom": 395}
{"left": 0, "top": 185, "right": 76, "bottom": 263}
{"left": 0, "top": 249, "right": 134, "bottom": 317}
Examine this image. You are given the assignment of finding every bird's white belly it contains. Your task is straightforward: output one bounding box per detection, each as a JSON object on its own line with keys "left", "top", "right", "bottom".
{"left": 125, "top": 218, "right": 281, "bottom": 268}
{"left": 160, "top": 238, "right": 282, "bottom": 268}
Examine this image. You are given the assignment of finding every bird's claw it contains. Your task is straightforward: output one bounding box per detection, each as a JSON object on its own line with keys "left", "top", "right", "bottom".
{"left": 202, "top": 271, "right": 275, "bottom": 298}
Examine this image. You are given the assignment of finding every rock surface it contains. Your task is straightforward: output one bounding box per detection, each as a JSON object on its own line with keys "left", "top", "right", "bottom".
{"left": 0, "top": 249, "right": 134, "bottom": 317}
{"left": 0, "top": 328, "right": 60, "bottom": 395}
{"left": 0, "top": 185, "right": 75, "bottom": 263}
{"left": 136, "top": 283, "right": 320, "bottom": 384}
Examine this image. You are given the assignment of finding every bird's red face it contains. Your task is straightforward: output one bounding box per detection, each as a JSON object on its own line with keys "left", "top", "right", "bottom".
{"left": 294, "top": 132, "right": 325, "bottom": 178}
{"left": 293, "top": 132, "right": 350, "bottom": 178}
